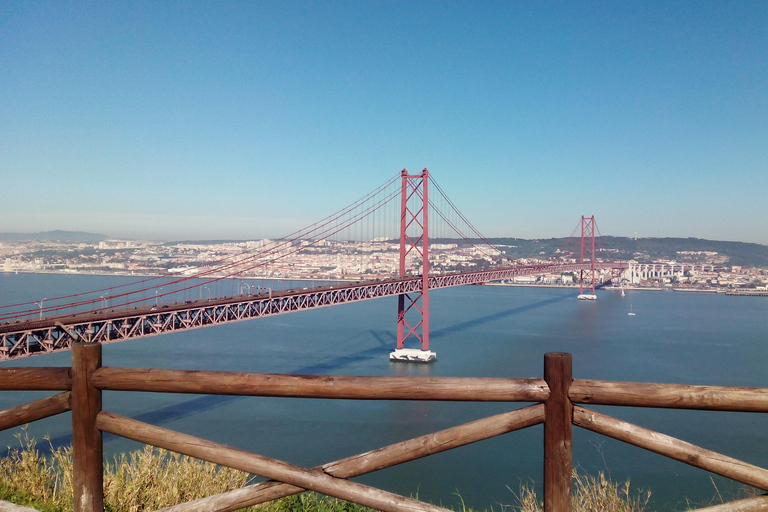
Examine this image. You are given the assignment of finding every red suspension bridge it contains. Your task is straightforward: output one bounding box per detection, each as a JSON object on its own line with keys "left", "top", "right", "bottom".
{"left": 0, "top": 170, "right": 627, "bottom": 361}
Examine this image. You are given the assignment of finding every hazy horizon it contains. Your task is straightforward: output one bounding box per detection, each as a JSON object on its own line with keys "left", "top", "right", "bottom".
{"left": 2, "top": 228, "right": 767, "bottom": 247}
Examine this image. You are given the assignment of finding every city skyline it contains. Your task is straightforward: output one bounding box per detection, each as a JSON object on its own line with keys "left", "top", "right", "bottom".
{"left": 2, "top": 2, "right": 767, "bottom": 244}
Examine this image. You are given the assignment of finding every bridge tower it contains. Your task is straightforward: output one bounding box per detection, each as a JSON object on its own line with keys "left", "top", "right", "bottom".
{"left": 390, "top": 169, "right": 436, "bottom": 362}
{"left": 577, "top": 215, "right": 597, "bottom": 300}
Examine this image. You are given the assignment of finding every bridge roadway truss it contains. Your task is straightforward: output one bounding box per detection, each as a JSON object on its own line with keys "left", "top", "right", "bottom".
{"left": 0, "top": 261, "right": 624, "bottom": 360}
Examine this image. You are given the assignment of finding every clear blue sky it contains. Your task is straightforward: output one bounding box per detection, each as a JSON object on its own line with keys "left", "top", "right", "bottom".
{"left": 2, "top": 1, "right": 766, "bottom": 243}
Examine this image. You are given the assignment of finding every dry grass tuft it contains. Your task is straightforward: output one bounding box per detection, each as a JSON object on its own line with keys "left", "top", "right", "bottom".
{"left": 0, "top": 429, "right": 72, "bottom": 512}
{"left": 510, "top": 469, "right": 652, "bottom": 512}
{"left": 0, "top": 429, "right": 379, "bottom": 512}
{"left": 103, "top": 445, "right": 250, "bottom": 512}
{"left": 1, "top": 428, "right": 249, "bottom": 512}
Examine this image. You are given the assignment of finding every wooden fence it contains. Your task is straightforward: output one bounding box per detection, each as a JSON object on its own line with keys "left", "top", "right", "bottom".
{"left": 1, "top": 343, "right": 768, "bottom": 512}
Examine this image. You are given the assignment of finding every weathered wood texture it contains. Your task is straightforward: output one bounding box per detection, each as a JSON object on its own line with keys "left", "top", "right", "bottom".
{"left": 571, "top": 380, "right": 768, "bottom": 412}
{"left": 544, "top": 353, "right": 572, "bottom": 512}
{"left": 156, "top": 404, "right": 546, "bottom": 512}
{"left": 0, "top": 500, "right": 41, "bottom": 512}
{"left": 71, "top": 343, "right": 103, "bottom": 512}
{"left": 0, "top": 391, "right": 70, "bottom": 432}
{"left": 91, "top": 367, "right": 549, "bottom": 402}
{"left": 324, "top": 402, "right": 545, "bottom": 476}
{"left": 0, "top": 367, "right": 71, "bottom": 390}
{"left": 573, "top": 406, "right": 768, "bottom": 491}
{"left": 96, "top": 411, "right": 452, "bottom": 512}
{"left": 686, "top": 495, "right": 768, "bottom": 511}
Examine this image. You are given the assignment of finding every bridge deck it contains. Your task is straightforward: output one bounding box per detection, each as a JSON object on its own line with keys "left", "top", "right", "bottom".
{"left": 0, "top": 262, "right": 623, "bottom": 360}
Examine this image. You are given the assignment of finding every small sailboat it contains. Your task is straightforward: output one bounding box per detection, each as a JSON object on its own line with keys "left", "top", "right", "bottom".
{"left": 628, "top": 304, "right": 636, "bottom": 316}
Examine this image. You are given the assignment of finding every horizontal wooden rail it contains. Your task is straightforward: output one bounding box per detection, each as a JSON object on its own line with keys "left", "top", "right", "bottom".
{"left": 324, "top": 403, "right": 545, "bottom": 475}
{"left": 157, "top": 404, "right": 546, "bottom": 512}
{"left": 96, "top": 411, "right": 452, "bottom": 512}
{"left": 573, "top": 406, "right": 768, "bottom": 491}
{"left": 571, "top": 379, "right": 768, "bottom": 412}
{"left": 687, "top": 495, "right": 768, "bottom": 511}
{"left": 91, "top": 367, "right": 549, "bottom": 402}
{"left": 0, "top": 391, "right": 70, "bottom": 432}
{"left": 0, "top": 367, "right": 71, "bottom": 390}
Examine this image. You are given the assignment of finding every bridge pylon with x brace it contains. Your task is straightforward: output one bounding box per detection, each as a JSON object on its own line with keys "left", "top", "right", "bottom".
{"left": 390, "top": 169, "right": 437, "bottom": 363}
{"left": 577, "top": 215, "right": 598, "bottom": 299}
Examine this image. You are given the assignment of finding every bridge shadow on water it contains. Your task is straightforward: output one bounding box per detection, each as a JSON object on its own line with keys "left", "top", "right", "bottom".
{"left": 31, "top": 293, "right": 568, "bottom": 452}
{"left": 430, "top": 293, "right": 568, "bottom": 339}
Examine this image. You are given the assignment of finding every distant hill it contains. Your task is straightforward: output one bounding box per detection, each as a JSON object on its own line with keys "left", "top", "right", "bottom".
{"left": 0, "top": 230, "right": 107, "bottom": 243}
{"left": 595, "top": 236, "right": 768, "bottom": 268}
{"left": 432, "top": 236, "right": 768, "bottom": 268}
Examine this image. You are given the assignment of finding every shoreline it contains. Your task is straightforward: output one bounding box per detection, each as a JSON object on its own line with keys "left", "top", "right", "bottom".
{"left": 3, "top": 270, "right": 761, "bottom": 295}
{"left": 482, "top": 281, "right": 765, "bottom": 295}
{"left": 483, "top": 281, "right": 723, "bottom": 293}
{"left": 0, "top": 269, "right": 358, "bottom": 282}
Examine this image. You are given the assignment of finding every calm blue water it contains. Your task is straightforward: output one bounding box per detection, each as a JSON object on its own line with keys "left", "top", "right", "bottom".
{"left": 2, "top": 273, "right": 768, "bottom": 510}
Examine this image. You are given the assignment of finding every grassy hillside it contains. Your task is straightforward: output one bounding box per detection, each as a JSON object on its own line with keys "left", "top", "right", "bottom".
{"left": 431, "top": 237, "right": 768, "bottom": 268}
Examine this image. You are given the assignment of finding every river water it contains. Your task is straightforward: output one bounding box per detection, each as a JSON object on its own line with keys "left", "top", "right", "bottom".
{"left": 1, "top": 272, "right": 768, "bottom": 510}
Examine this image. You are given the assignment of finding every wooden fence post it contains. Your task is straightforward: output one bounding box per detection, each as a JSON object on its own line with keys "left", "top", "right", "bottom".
{"left": 72, "top": 342, "right": 103, "bottom": 512}
{"left": 544, "top": 352, "right": 573, "bottom": 512}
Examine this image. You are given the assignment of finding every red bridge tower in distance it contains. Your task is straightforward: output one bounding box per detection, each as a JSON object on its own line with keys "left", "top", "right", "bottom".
{"left": 577, "top": 215, "right": 597, "bottom": 300}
